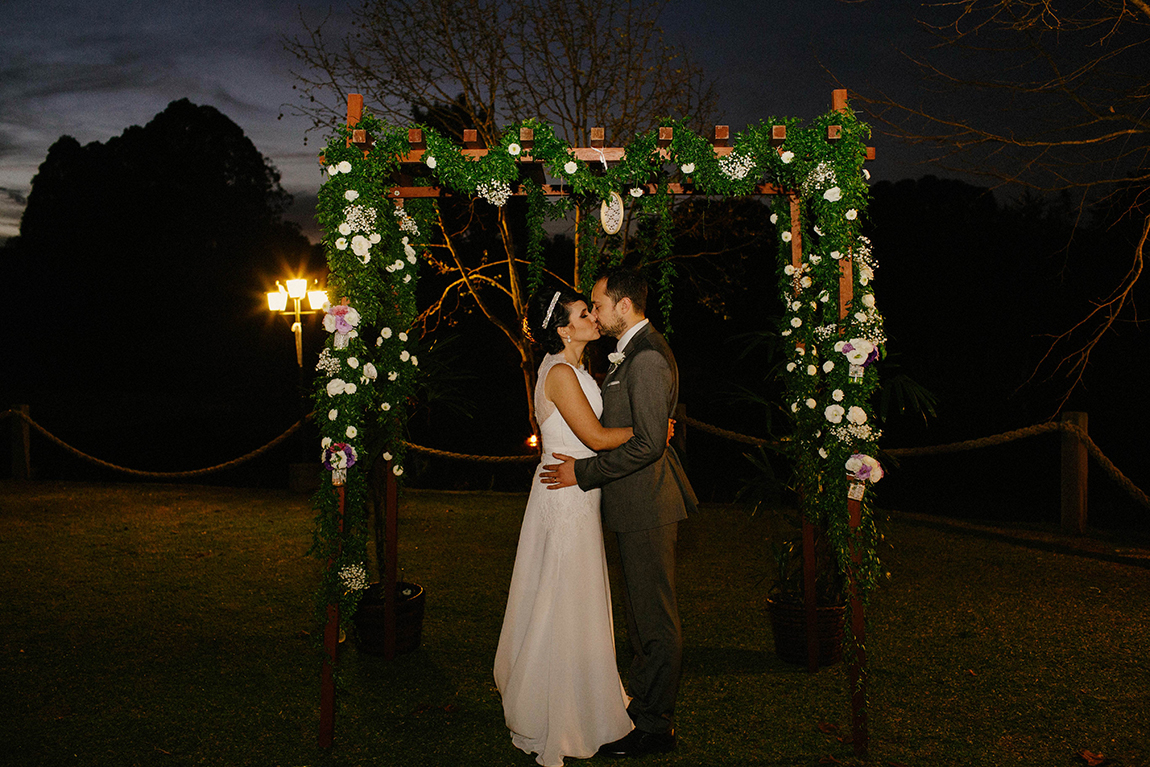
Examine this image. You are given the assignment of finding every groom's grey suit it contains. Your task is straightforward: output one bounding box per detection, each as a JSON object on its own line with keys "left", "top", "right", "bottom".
{"left": 574, "top": 322, "right": 697, "bottom": 735}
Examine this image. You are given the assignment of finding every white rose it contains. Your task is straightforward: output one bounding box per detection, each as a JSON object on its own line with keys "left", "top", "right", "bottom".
{"left": 781, "top": 151, "right": 794, "bottom": 164}
{"left": 823, "top": 186, "right": 842, "bottom": 202}
{"left": 819, "top": 448, "right": 829, "bottom": 459}
{"left": 564, "top": 160, "right": 578, "bottom": 175}
{"left": 834, "top": 341, "right": 846, "bottom": 352}
{"left": 847, "top": 406, "right": 867, "bottom": 425}
{"left": 321, "top": 437, "right": 332, "bottom": 449}
{"left": 790, "top": 317, "right": 802, "bottom": 328}
{"left": 781, "top": 329, "right": 792, "bottom": 336}
{"left": 795, "top": 346, "right": 805, "bottom": 356}
{"left": 337, "top": 161, "right": 352, "bottom": 174}
{"left": 351, "top": 235, "right": 371, "bottom": 257}
{"left": 388, "top": 371, "right": 398, "bottom": 381}
{"left": 782, "top": 231, "right": 792, "bottom": 242}
{"left": 833, "top": 389, "right": 844, "bottom": 402}
{"left": 345, "top": 382, "right": 357, "bottom": 395}
{"left": 800, "top": 276, "right": 812, "bottom": 288}
{"left": 681, "top": 163, "right": 695, "bottom": 174}
{"left": 382, "top": 451, "right": 392, "bottom": 461}
{"left": 328, "top": 409, "right": 338, "bottom": 421}
{"left": 770, "top": 213, "right": 779, "bottom": 224}
{"left": 814, "top": 226, "right": 823, "bottom": 236}
{"left": 393, "top": 465, "right": 404, "bottom": 476}
{"left": 846, "top": 209, "right": 858, "bottom": 220}
{"left": 336, "top": 238, "right": 348, "bottom": 250}
{"left": 810, "top": 254, "right": 822, "bottom": 264}
{"left": 825, "top": 405, "right": 845, "bottom": 424}
{"left": 823, "top": 361, "right": 835, "bottom": 373}
{"left": 791, "top": 402, "right": 799, "bottom": 413}
{"left": 786, "top": 362, "right": 796, "bottom": 372}
{"left": 862, "top": 294, "right": 875, "bottom": 308}
{"left": 863, "top": 168, "right": 871, "bottom": 180}
{"left": 805, "top": 398, "right": 817, "bottom": 409}
{"left": 346, "top": 426, "right": 358, "bottom": 438}
{"left": 831, "top": 250, "right": 842, "bottom": 260}
{"left": 338, "top": 222, "right": 352, "bottom": 236}
{"left": 369, "top": 233, "right": 381, "bottom": 244}
{"left": 784, "top": 265, "right": 796, "bottom": 276}
{"left": 400, "top": 350, "right": 410, "bottom": 361}
{"left": 807, "top": 365, "right": 817, "bottom": 375}
{"left": 425, "top": 155, "right": 437, "bottom": 168}
{"left": 327, "top": 164, "right": 338, "bottom": 176}
{"left": 344, "top": 190, "right": 359, "bottom": 201}
{"left": 508, "top": 142, "right": 521, "bottom": 156}
{"left": 381, "top": 402, "right": 391, "bottom": 411}
{"left": 326, "top": 378, "right": 346, "bottom": 397}
{"left": 404, "top": 274, "right": 412, "bottom": 283}
{"left": 346, "top": 357, "right": 359, "bottom": 369}
{"left": 405, "top": 243, "right": 416, "bottom": 258}
{"left": 381, "top": 328, "right": 392, "bottom": 339}
{"left": 363, "top": 363, "right": 377, "bottom": 379}
{"left": 410, "top": 356, "right": 418, "bottom": 366}
{"left": 854, "top": 312, "right": 867, "bottom": 322}
{"left": 630, "top": 188, "right": 644, "bottom": 198}
{"left": 399, "top": 332, "right": 408, "bottom": 342}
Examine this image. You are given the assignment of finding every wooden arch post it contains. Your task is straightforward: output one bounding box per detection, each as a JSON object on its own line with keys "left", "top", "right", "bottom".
{"left": 833, "top": 87, "right": 869, "bottom": 758}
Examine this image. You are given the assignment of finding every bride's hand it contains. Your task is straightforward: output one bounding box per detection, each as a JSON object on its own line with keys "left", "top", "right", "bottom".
{"left": 540, "top": 453, "right": 577, "bottom": 489}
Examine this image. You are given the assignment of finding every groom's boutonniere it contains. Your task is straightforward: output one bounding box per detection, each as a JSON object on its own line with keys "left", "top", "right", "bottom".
{"left": 607, "top": 351, "right": 625, "bottom": 372}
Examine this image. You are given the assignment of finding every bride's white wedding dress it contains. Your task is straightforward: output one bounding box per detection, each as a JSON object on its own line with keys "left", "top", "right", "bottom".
{"left": 494, "top": 354, "right": 633, "bottom": 766}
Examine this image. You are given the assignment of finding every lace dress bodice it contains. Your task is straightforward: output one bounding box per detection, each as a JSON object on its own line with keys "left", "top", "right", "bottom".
{"left": 534, "top": 353, "right": 602, "bottom": 460}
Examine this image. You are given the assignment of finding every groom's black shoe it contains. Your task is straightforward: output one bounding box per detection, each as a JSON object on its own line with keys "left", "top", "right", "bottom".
{"left": 596, "top": 728, "right": 676, "bottom": 758}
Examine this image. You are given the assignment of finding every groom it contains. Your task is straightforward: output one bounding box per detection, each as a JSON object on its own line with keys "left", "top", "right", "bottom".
{"left": 541, "top": 268, "right": 697, "bottom": 758}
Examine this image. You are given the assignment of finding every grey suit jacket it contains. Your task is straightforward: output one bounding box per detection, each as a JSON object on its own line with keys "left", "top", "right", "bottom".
{"left": 574, "top": 323, "right": 698, "bottom": 532}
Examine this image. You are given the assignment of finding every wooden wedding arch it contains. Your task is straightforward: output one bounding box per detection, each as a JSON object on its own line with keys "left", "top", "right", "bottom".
{"left": 317, "top": 90, "right": 879, "bottom": 757}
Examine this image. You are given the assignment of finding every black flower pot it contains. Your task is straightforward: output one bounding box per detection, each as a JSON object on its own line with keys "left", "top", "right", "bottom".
{"left": 352, "top": 581, "right": 425, "bottom": 656}
{"left": 766, "top": 598, "right": 845, "bottom": 666}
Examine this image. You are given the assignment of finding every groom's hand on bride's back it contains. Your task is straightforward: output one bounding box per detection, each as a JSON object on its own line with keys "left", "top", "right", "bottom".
{"left": 540, "top": 453, "right": 577, "bottom": 489}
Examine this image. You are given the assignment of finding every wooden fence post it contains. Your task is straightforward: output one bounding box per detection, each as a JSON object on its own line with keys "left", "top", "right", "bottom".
{"left": 11, "top": 405, "right": 31, "bottom": 480}
{"left": 1060, "top": 411, "right": 1088, "bottom": 535}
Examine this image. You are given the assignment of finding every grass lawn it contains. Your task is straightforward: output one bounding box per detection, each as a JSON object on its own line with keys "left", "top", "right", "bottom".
{"left": 0, "top": 480, "right": 1147, "bottom": 766}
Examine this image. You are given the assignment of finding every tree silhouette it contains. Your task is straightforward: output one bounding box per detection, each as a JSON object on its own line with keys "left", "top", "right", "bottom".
{"left": 847, "top": 0, "right": 1150, "bottom": 408}
{"left": 286, "top": 0, "right": 717, "bottom": 431}
{"left": 1, "top": 99, "right": 320, "bottom": 477}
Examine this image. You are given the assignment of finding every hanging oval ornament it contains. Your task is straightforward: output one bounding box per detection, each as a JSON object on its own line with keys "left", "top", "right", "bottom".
{"left": 600, "top": 191, "right": 624, "bottom": 235}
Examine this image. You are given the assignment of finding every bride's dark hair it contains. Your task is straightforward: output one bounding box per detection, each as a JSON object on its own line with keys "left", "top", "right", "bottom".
{"left": 525, "top": 285, "right": 587, "bottom": 355}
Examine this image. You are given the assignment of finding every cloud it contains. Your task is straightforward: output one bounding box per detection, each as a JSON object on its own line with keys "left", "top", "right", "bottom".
{"left": 0, "top": 188, "right": 28, "bottom": 205}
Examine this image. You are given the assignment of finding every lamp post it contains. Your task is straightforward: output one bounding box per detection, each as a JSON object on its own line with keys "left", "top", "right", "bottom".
{"left": 267, "top": 278, "right": 328, "bottom": 367}
{"left": 268, "top": 277, "right": 328, "bottom": 486}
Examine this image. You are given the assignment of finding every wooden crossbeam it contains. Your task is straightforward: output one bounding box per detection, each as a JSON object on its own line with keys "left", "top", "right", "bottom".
{"left": 337, "top": 92, "right": 875, "bottom": 200}
{"left": 383, "top": 181, "right": 786, "bottom": 200}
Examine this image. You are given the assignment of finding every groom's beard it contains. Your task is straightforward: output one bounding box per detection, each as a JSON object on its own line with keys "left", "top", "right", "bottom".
{"left": 598, "top": 316, "right": 627, "bottom": 338}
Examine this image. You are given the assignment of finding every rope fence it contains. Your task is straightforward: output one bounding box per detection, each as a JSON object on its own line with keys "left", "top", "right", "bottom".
{"left": 4, "top": 405, "right": 1147, "bottom": 514}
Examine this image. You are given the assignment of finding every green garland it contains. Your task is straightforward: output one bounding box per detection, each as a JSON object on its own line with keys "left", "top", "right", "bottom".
{"left": 311, "top": 105, "right": 885, "bottom": 669}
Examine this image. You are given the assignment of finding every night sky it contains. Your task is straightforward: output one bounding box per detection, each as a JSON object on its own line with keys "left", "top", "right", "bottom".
{"left": 1, "top": 0, "right": 930, "bottom": 243}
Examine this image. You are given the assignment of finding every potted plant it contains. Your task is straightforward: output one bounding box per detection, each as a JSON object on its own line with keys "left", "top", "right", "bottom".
{"left": 351, "top": 455, "right": 426, "bottom": 656}
{"left": 765, "top": 530, "right": 846, "bottom": 666}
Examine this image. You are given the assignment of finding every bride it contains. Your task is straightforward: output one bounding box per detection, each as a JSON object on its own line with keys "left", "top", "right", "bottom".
{"left": 493, "top": 286, "right": 634, "bottom": 766}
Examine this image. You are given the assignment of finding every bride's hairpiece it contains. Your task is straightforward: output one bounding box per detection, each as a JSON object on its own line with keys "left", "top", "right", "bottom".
{"left": 541, "top": 290, "right": 561, "bottom": 328}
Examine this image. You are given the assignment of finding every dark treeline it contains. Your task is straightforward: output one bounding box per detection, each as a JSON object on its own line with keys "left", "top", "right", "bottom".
{"left": 2, "top": 102, "right": 1146, "bottom": 530}
{"left": 0, "top": 99, "right": 324, "bottom": 482}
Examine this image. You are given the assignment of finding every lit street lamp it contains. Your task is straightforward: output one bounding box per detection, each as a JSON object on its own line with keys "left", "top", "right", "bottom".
{"left": 267, "top": 278, "right": 327, "bottom": 367}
